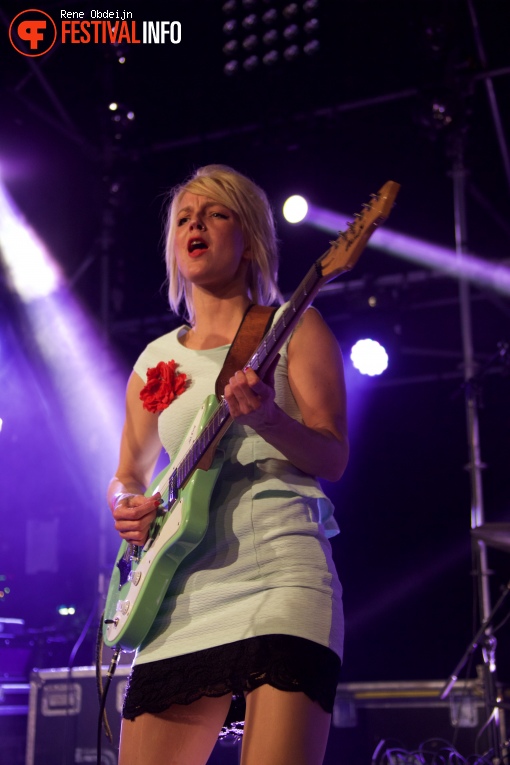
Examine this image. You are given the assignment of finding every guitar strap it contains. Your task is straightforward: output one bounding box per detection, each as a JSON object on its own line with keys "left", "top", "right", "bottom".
{"left": 215, "top": 303, "right": 277, "bottom": 399}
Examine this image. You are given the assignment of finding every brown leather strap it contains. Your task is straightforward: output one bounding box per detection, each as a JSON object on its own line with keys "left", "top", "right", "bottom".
{"left": 215, "top": 304, "right": 277, "bottom": 398}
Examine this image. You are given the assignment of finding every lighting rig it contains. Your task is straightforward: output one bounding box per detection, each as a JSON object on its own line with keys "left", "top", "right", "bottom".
{"left": 221, "top": 0, "right": 320, "bottom": 75}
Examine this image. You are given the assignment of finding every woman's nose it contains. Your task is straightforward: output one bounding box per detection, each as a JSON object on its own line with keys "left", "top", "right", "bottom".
{"left": 190, "top": 219, "right": 205, "bottom": 231}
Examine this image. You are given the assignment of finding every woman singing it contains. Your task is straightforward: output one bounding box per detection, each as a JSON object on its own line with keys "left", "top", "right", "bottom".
{"left": 108, "top": 164, "right": 349, "bottom": 765}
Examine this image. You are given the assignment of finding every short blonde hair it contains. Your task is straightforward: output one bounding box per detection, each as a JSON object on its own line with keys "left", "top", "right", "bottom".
{"left": 165, "top": 164, "right": 282, "bottom": 323}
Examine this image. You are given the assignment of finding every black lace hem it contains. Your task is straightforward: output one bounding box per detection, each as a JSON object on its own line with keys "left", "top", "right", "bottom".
{"left": 122, "top": 634, "right": 341, "bottom": 721}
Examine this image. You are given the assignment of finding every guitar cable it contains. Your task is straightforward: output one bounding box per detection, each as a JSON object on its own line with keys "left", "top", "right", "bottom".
{"left": 60, "top": 593, "right": 100, "bottom": 765}
{"left": 96, "top": 613, "right": 121, "bottom": 765}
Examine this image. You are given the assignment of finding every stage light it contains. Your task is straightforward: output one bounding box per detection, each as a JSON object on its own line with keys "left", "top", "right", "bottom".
{"left": 0, "top": 183, "right": 61, "bottom": 301}
{"left": 283, "top": 194, "right": 308, "bottom": 223}
{"left": 223, "top": 39, "right": 238, "bottom": 54}
{"left": 242, "top": 13, "right": 257, "bottom": 29}
{"left": 0, "top": 418, "right": 2, "bottom": 433}
{"left": 58, "top": 606, "right": 76, "bottom": 616}
{"left": 243, "top": 55, "right": 259, "bottom": 70}
{"left": 262, "top": 50, "right": 279, "bottom": 65}
{"left": 242, "top": 34, "right": 258, "bottom": 51}
{"left": 223, "top": 19, "right": 237, "bottom": 34}
{"left": 283, "top": 44, "right": 299, "bottom": 60}
{"left": 109, "top": 102, "right": 118, "bottom": 111}
{"left": 224, "top": 60, "right": 239, "bottom": 75}
{"left": 299, "top": 202, "right": 510, "bottom": 297}
{"left": 263, "top": 29, "right": 278, "bottom": 45}
{"left": 262, "top": 9, "right": 277, "bottom": 24}
{"left": 350, "top": 339, "right": 389, "bottom": 376}
{"left": 283, "top": 24, "right": 299, "bottom": 40}
{"left": 304, "top": 17, "right": 319, "bottom": 33}
{"left": 303, "top": 39, "right": 320, "bottom": 55}
{"left": 222, "top": 1, "right": 321, "bottom": 73}
{"left": 0, "top": 177, "right": 129, "bottom": 586}
{"left": 283, "top": 4, "right": 299, "bottom": 19}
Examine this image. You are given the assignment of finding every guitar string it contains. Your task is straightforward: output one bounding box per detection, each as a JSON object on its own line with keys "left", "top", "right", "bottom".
{"left": 165, "top": 204, "right": 376, "bottom": 503}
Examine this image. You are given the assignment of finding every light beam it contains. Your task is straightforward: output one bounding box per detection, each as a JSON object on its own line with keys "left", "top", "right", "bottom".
{"left": 298, "top": 203, "right": 510, "bottom": 297}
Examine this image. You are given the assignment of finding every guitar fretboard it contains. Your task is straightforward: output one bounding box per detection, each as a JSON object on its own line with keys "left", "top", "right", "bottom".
{"left": 167, "top": 259, "right": 325, "bottom": 503}
{"left": 165, "top": 179, "right": 400, "bottom": 506}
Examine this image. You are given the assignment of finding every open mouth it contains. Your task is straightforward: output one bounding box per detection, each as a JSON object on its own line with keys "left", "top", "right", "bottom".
{"left": 188, "top": 238, "right": 208, "bottom": 254}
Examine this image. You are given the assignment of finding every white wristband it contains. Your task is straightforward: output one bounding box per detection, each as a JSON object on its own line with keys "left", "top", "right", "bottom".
{"left": 111, "top": 492, "right": 135, "bottom": 511}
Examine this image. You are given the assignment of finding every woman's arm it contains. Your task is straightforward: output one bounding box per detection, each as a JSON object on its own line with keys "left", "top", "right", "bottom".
{"left": 107, "top": 371, "right": 163, "bottom": 544}
{"left": 224, "top": 307, "right": 349, "bottom": 482}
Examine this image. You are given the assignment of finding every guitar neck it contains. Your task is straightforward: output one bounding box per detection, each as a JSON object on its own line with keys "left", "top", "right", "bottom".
{"left": 170, "top": 261, "right": 324, "bottom": 498}
{"left": 169, "top": 179, "right": 401, "bottom": 500}
{"left": 244, "top": 261, "right": 324, "bottom": 378}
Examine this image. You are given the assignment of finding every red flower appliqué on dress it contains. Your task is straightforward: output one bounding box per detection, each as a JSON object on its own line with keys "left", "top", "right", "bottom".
{"left": 139, "top": 360, "right": 188, "bottom": 413}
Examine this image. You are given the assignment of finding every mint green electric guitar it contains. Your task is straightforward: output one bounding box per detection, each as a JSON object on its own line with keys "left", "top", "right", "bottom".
{"left": 102, "top": 181, "right": 400, "bottom": 651}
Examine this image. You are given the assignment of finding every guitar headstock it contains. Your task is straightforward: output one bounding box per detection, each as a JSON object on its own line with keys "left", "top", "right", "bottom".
{"left": 319, "top": 180, "right": 400, "bottom": 280}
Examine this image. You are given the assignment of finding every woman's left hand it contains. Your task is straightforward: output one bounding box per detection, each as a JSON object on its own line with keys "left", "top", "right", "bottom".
{"left": 224, "top": 365, "right": 279, "bottom": 431}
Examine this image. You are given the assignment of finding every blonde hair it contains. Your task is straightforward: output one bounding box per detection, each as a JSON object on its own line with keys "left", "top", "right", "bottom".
{"left": 165, "top": 164, "right": 282, "bottom": 323}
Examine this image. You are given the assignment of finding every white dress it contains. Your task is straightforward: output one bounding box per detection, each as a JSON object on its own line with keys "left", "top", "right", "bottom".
{"left": 132, "top": 315, "right": 344, "bottom": 667}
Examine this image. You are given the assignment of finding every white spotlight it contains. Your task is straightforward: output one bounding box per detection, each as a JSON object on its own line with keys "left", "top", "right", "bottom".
{"left": 283, "top": 194, "right": 308, "bottom": 223}
{"left": 0, "top": 183, "right": 61, "bottom": 301}
{"left": 350, "top": 339, "right": 388, "bottom": 376}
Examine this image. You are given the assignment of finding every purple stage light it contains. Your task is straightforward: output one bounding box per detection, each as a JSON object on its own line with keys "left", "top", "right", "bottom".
{"left": 0, "top": 179, "right": 126, "bottom": 467}
{"left": 0, "top": 177, "right": 129, "bottom": 603}
{"left": 302, "top": 204, "right": 510, "bottom": 297}
{"left": 0, "top": 182, "right": 62, "bottom": 301}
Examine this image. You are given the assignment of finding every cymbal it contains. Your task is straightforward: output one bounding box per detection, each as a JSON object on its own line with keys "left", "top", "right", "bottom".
{"left": 472, "top": 523, "right": 510, "bottom": 553}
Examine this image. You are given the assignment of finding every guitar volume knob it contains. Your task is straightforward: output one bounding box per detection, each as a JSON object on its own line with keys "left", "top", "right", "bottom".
{"left": 128, "top": 571, "right": 142, "bottom": 586}
{"left": 116, "top": 599, "right": 131, "bottom": 615}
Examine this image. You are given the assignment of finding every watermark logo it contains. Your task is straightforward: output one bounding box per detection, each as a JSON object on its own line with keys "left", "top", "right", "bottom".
{"left": 9, "top": 8, "right": 57, "bottom": 57}
{"left": 9, "top": 9, "right": 182, "bottom": 55}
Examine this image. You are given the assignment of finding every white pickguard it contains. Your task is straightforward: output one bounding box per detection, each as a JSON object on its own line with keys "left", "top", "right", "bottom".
{"left": 105, "top": 499, "right": 184, "bottom": 645}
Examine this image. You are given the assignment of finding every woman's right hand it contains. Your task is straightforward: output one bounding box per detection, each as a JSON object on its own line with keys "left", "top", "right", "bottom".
{"left": 112, "top": 492, "right": 162, "bottom": 545}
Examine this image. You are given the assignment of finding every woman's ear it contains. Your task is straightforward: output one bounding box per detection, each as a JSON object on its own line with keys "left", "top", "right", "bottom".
{"left": 240, "top": 226, "right": 252, "bottom": 259}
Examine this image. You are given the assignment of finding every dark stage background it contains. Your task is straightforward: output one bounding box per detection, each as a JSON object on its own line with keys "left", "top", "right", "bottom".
{"left": 0, "top": 0, "right": 509, "bottom": 696}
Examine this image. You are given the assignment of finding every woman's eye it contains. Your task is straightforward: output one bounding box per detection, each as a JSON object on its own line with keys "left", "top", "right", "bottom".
{"left": 211, "top": 212, "right": 227, "bottom": 219}
{"left": 177, "top": 216, "right": 189, "bottom": 226}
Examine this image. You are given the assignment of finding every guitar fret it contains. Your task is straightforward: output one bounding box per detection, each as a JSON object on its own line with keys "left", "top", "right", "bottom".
{"left": 173, "top": 400, "right": 232, "bottom": 492}
{"left": 169, "top": 471, "right": 177, "bottom": 502}
{"left": 170, "top": 269, "right": 326, "bottom": 497}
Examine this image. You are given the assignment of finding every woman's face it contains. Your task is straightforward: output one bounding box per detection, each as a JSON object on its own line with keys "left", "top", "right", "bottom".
{"left": 173, "top": 192, "right": 250, "bottom": 293}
